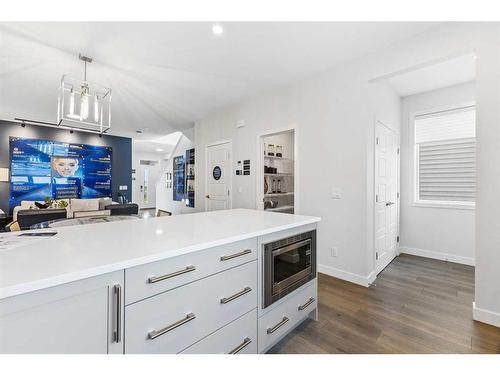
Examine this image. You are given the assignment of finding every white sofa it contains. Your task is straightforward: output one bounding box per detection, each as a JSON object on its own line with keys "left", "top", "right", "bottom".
{"left": 12, "top": 198, "right": 114, "bottom": 222}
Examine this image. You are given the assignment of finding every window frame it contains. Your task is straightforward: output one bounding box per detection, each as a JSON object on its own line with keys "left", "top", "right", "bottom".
{"left": 410, "top": 102, "right": 476, "bottom": 210}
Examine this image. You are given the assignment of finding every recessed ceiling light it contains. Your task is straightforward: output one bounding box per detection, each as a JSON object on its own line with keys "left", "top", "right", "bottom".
{"left": 136, "top": 130, "right": 143, "bottom": 134}
{"left": 212, "top": 24, "right": 224, "bottom": 35}
{"left": 156, "top": 148, "right": 164, "bottom": 152}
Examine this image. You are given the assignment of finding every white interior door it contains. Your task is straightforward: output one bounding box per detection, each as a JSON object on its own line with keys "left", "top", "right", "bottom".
{"left": 206, "top": 142, "right": 231, "bottom": 211}
{"left": 374, "top": 122, "right": 400, "bottom": 274}
{"left": 137, "top": 162, "right": 158, "bottom": 209}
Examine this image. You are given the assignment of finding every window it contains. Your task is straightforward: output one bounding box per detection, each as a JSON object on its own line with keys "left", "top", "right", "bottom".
{"left": 414, "top": 105, "right": 476, "bottom": 207}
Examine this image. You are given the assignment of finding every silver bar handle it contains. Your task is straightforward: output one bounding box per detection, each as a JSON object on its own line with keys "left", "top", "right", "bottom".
{"left": 228, "top": 337, "right": 252, "bottom": 354}
{"left": 266, "top": 316, "right": 290, "bottom": 334}
{"left": 220, "top": 287, "right": 252, "bottom": 304}
{"left": 220, "top": 249, "right": 252, "bottom": 262}
{"left": 113, "top": 284, "right": 122, "bottom": 343}
{"left": 298, "top": 297, "right": 315, "bottom": 311}
{"left": 147, "top": 265, "right": 196, "bottom": 284}
{"left": 148, "top": 313, "right": 196, "bottom": 340}
{"left": 272, "top": 239, "right": 311, "bottom": 257}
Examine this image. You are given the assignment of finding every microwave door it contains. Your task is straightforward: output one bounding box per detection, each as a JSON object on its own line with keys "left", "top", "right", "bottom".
{"left": 272, "top": 239, "right": 312, "bottom": 295}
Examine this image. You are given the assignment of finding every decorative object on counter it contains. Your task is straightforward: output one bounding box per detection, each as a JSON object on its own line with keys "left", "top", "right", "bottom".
{"left": 276, "top": 145, "right": 283, "bottom": 158}
{"left": 156, "top": 209, "right": 172, "bottom": 217}
{"left": 30, "top": 215, "right": 139, "bottom": 230}
{"left": 267, "top": 144, "right": 275, "bottom": 156}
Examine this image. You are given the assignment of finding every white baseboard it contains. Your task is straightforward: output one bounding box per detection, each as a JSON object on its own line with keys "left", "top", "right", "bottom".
{"left": 473, "top": 302, "right": 500, "bottom": 328}
{"left": 400, "top": 246, "right": 475, "bottom": 266}
{"left": 318, "top": 264, "right": 375, "bottom": 287}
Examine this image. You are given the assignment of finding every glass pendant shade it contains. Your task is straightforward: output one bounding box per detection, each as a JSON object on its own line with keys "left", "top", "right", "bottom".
{"left": 58, "top": 75, "right": 111, "bottom": 132}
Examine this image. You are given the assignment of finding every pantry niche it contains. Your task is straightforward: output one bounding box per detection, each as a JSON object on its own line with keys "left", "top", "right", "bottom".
{"left": 259, "top": 129, "right": 295, "bottom": 214}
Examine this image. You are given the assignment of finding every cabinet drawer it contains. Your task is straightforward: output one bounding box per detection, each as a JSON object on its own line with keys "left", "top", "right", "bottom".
{"left": 125, "top": 261, "right": 257, "bottom": 354}
{"left": 125, "top": 238, "right": 257, "bottom": 305}
{"left": 181, "top": 309, "right": 257, "bottom": 354}
{"left": 257, "top": 281, "right": 317, "bottom": 353}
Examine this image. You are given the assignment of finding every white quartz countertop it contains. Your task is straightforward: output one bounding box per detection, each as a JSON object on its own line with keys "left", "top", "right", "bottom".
{"left": 0, "top": 209, "right": 320, "bottom": 299}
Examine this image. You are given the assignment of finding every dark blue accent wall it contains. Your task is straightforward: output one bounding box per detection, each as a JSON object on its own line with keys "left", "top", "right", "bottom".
{"left": 0, "top": 120, "right": 132, "bottom": 214}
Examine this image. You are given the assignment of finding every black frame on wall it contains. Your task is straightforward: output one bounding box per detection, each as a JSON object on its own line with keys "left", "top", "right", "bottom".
{"left": 173, "top": 155, "right": 185, "bottom": 202}
{"left": 172, "top": 148, "right": 195, "bottom": 207}
{"left": 0, "top": 120, "right": 132, "bottom": 214}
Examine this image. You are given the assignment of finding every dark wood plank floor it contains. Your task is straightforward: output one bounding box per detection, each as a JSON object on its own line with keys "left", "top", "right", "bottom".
{"left": 268, "top": 254, "right": 500, "bottom": 354}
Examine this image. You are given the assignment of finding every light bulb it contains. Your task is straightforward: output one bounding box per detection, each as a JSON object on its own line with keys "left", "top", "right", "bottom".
{"left": 81, "top": 94, "right": 89, "bottom": 120}
{"left": 69, "top": 90, "right": 75, "bottom": 115}
{"left": 212, "top": 24, "right": 224, "bottom": 35}
{"left": 94, "top": 95, "right": 99, "bottom": 123}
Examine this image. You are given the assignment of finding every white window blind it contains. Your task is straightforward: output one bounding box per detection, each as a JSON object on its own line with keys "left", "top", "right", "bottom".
{"left": 415, "top": 106, "right": 476, "bottom": 204}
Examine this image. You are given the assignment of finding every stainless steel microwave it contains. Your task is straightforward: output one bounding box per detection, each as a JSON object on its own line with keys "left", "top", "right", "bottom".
{"left": 263, "top": 230, "right": 316, "bottom": 308}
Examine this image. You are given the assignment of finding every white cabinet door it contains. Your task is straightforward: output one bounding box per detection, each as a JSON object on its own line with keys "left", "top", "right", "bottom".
{"left": 181, "top": 309, "right": 257, "bottom": 354}
{"left": 0, "top": 271, "right": 124, "bottom": 354}
{"left": 257, "top": 281, "right": 317, "bottom": 353}
{"left": 125, "top": 238, "right": 257, "bottom": 305}
{"left": 125, "top": 261, "right": 257, "bottom": 354}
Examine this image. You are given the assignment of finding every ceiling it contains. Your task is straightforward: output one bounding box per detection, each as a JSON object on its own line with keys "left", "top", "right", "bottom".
{"left": 0, "top": 22, "right": 441, "bottom": 141}
{"left": 132, "top": 131, "right": 182, "bottom": 156}
{"left": 387, "top": 53, "right": 476, "bottom": 97}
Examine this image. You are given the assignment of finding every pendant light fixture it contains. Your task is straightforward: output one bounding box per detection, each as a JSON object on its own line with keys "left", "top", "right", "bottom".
{"left": 58, "top": 53, "right": 111, "bottom": 133}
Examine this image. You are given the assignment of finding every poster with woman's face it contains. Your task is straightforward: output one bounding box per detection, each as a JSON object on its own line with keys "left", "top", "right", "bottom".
{"left": 52, "top": 157, "right": 81, "bottom": 178}
{"left": 51, "top": 156, "right": 83, "bottom": 198}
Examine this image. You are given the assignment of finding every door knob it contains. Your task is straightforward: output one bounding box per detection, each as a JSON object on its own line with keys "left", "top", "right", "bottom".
{"left": 205, "top": 194, "right": 210, "bottom": 199}
{"left": 386, "top": 202, "right": 395, "bottom": 206}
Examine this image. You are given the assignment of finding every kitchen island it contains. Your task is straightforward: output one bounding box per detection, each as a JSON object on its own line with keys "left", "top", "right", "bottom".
{"left": 0, "top": 209, "right": 320, "bottom": 354}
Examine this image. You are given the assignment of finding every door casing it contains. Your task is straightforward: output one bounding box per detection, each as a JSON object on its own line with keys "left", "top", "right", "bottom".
{"left": 205, "top": 140, "right": 232, "bottom": 211}
{"left": 373, "top": 120, "right": 401, "bottom": 275}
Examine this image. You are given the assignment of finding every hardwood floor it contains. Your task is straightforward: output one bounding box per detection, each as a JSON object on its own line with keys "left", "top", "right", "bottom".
{"left": 268, "top": 254, "right": 500, "bottom": 354}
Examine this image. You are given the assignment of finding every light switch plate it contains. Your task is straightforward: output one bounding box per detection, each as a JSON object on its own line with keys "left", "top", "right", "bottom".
{"left": 331, "top": 188, "right": 342, "bottom": 199}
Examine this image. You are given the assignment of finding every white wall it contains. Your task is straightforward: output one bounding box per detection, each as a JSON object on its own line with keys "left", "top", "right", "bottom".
{"left": 156, "top": 134, "right": 197, "bottom": 215}
{"left": 195, "top": 58, "right": 400, "bottom": 285}
{"left": 195, "top": 23, "right": 500, "bottom": 293}
{"left": 400, "top": 82, "right": 476, "bottom": 265}
{"left": 474, "top": 25, "right": 500, "bottom": 327}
